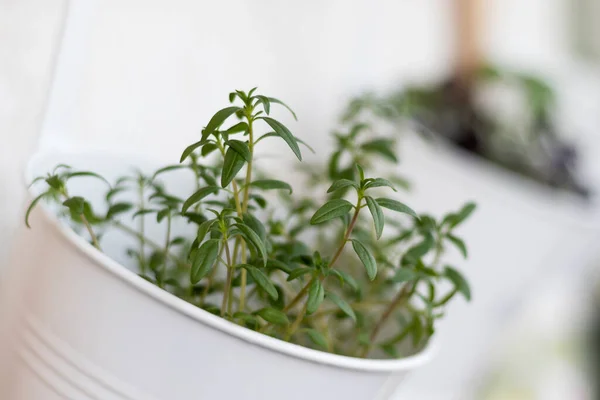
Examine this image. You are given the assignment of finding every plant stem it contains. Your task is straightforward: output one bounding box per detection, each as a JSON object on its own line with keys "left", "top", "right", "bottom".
{"left": 282, "top": 199, "right": 362, "bottom": 314}
{"left": 239, "top": 242, "right": 247, "bottom": 312}
{"left": 241, "top": 115, "right": 254, "bottom": 212}
{"left": 80, "top": 214, "right": 101, "bottom": 250}
{"left": 160, "top": 212, "right": 172, "bottom": 288}
{"left": 221, "top": 238, "right": 234, "bottom": 317}
{"left": 285, "top": 302, "right": 308, "bottom": 341}
{"left": 138, "top": 179, "right": 146, "bottom": 274}
{"left": 111, "top": 221, "right": 187, "bottom": 268}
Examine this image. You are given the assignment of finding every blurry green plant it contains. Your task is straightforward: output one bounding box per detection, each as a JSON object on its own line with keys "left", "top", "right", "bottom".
{"left": 25, "top": 89, "right": 475, "bottom": 359}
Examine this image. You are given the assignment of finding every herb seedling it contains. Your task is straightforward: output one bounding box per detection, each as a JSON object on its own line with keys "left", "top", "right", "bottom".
{"left": 26, "top": 89, "right": 475, "bottom": 359}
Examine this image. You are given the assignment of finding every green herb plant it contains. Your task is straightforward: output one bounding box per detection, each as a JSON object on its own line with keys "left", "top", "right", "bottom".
{"left": 26, "top": 89, "right": 475, "bottom": 359}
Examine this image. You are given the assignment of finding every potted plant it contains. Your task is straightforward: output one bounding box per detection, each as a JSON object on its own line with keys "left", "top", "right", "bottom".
{"left": 0, "top": 89, "right": 475, "bottom": 399}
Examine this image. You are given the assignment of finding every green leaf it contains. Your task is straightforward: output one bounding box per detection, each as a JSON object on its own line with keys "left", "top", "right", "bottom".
{"left": 266, "top": 97, "right": 297, "bottom": 120}
{"left": 156, "top": 208, "right": 170, "bottom": 223}
{"left": 225, "top": 122, "right": 248, "bottom": 135}
{"left": 106, "top": 202, "right": 133, "bottom": 219}
{"left": 404, "top": 235, "right": 434, "bottom": 263}
{"left": 132, "top": 209, "right": 156, "bottom": 219}
{"left": 306, "top": 279, "right": 325, "bottom": 314}
{"left": 191, "top": 239, "right": 220, "bottom": 284}
{"left": 327, "top": 179, "right": 358, "bottom": 193}
{"left": 226, "top": 140, "right": 251, "bottom": 162}
{"left": 45, "top": 175, "right": 64, "bottom": 191}
{"left": 25, "top": 192, "right": 47, "bottom": 228}
{"left": 411, "top": 315, "right": 423, "bottom": 347}
{"left": 444, "top": 266, "right": 471, "bottom": 301}
{"left": 256, "top": 307, "right": 289, "bottom": 325}
{"left": 310, "top": 199, "right": 353, "bottom": 225}
{"left": 375, "top": 198, "right": 418, "bottom": 219}
{"left": 260, "top": 117, "right": 302, "bottom": 161}
{"left": 152, "top": 165, "right": 188, "bottom": 180}
{"left": 351, "top": 239, "right": 377, "bottom": 280}
{"left": 221, "top": 147, "right": 246, "bottom": 188}
{"left": 287, "top": 267, "right": 314, "bottom": 281}
{"left": 364, "top": 178, "right": 397, "bottom": 192}
{"left": 65, "top": 171, "right": 111, "bottom": 187}
{"left": 255, "top": 95, "right": 271, "bottom": 115}
{"left": 447, "top": 234, "right": 468, "bottom": 258}
{"left": 365, "top": 196, "right": 384, "bottom": 239}
{"left": 242, "top": 265, "right": 278, "bottom": 300}
{"left": 233, "top": 223, "right": 267, "bottom": 266}
{"left": 182, "top": 186, "right": 220, "bottom": 213}
{"left": 326, "top": 292, "right": 356, "bottom": 322}
{"left": 305, "top": 329, "right": 328, "bottom": 349}
{"left": 328, "top": 151, "right": 341, "bottom": 179}
{"left": 356, "top": 164, "right": 365, "bottom": 182}
{"left": 254, "top": 132, "right": 315, "bottom": 153}
{"left": 242, "top": 213, "right": 267, "bottom": 242}
{"left": 391, "top": 268, "right": 418, "bottom": 283}
{"left": 180, "top": 140, "right": 207, "bottom": 162}
{"left": 62, "top": 196, "right": 85, "bottom": 215}
{"left": 361, "top": 138, "right": 398, "bottom": 162}
{"left": 449, "top": 202, "right": 477, "bottom": 228}
{"left": 266, "top": 259, "right": 292, "bottom": 274}
{"left": 329, "top": 269, "right": 359, "bottom": 292}
{"left": 196, "top": 219, "right": 217, "bottom": 243}
{"left": 201, "top": 142, "right": 218, "bottom": 157}
{"left": 249, "top": 179, "right": 292, "bottom": 194}
{"left": 203, "top": 106, "right": 241, "bottom": 138}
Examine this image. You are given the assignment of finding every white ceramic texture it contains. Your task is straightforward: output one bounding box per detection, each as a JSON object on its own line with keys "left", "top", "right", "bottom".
{"left": 0, "top": 152, "right": 434, "bottom": 400}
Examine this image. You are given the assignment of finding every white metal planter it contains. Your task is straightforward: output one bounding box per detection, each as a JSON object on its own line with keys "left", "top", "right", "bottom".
{"left": 0, "top": 151, "right": 435, "bottom": 400}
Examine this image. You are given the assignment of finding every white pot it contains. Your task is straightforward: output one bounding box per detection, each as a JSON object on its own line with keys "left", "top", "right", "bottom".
{"left": 0, "top": 151, "right": 434, "bottom": 400}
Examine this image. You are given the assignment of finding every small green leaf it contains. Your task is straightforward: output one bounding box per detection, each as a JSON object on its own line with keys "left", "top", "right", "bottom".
{"left": 404, "top": 235, "right": 435, "bottom": 263}
{"left": 225, "top": 122, "right": 248, "bottom": 135}
{"left": 25, "top": 192, "right": 47, "bottom": 228}
{"left": 327, "top": 179, "right": 358, "bottom": 193}
{"left": 65, "top": 171, "right": 111, "bottom": 187}
{"left": 226, "top": 140, "right": 251, "bottom": 162}
{"left": 45, "top": 175, "right": 64, "bottom": 190}
{"left": 306, "top": 279, "right": 325, "bottom": 314}
{"left": 329, "top": 269, "right": 359, "bottom": 292}
{"left": 182, "top": 186, "right": 220, "bottom": 213}
{"left": 180, "top": 140, "right": 207, "bottom": 162}
{"left": 328, "top": 151, "right": 341, "bottom": 179}
{"left": 361, "top": 138, "right": 398, "bottom": 162}
{"left": 255, "top": 95, "right": 271, "bottom": 115}
{"left": 391, "top": 268, "right": 418, "bottom": 283}
{"left": 326, "top": 292, "right": 356, "bottom": 322}
{"left": 156, "top": 208, "right": 170, "bottom": 223}
{"left": 256, "top": 307, "right": 289, "bottom": 325}
{"left": 234, "top": 223, "right": 267, "bottom": 266}
{"left": 221, "top": 147, "right": 246, "bottom": 188}
{"left": 152, "top": 165, "right": 187, "bottom": 180}
{"left": 305, "top": 329, "right": 328, "bottom": 349}
{"left": 191, "top": 239, "right": 220, "bottom": 284}
{"left": 196, "top": 219, "right": 217, "bottom": 242}
{"left": 447, "top": 234, "right": 468, "bottom": 258}
{"left": 365, "top": 196, "right": 384, "bottom": 239}
{"left": 310, "top": 199, "right": 353, "bottom": 225}
{"left": 364, "top": 178, "right": 397, "bottom": 192}
{"left": 62, "top": 197, "right": 85, "bottom": 215}
{"left": 266, "top": 259, "right": 292, "bottom": 274}
{"left": 375, "top": 198, "right": 418, "bottom": 219}
{"left": 351, "top": 239, "right": 377, "bottom": 280}
{"left": 356, "top": 164, "right": 365, "bottom": 181}
{"left": 260, "top": 117, "right": 302, "bottom": 160}
{"left": 249, "top": 179, "right": 292, "bottom": 194}
{"left": 286, "top": 267, "right": 314, "bottom": 281}
{"left": 444, "top": 266, "right": 471, "bottom": 301}
{"left": 449, "top": 202, "right": 477, "bottom": 228}
{"left": 243, "top": 213, "right": 267, "bottom": 242}
{"left": 266, "top": 97, "right": 297, "bottom": 120}
{"left": 203, "top": 106, "right": 241, "bottom": 138}
{"left": 201, "top": 142, "right": 218, "bottom": 157}
{"left": 242, "top": 265, "right": 278, "bottom": 300}
{"left": 106, "top": 202, "right": 133, "bottom": 219}
{"left": 132, "top": 209, "right": 156, "bottom": 219}
{"left": 254, "top": 132, "right": 314, "bottom": 153}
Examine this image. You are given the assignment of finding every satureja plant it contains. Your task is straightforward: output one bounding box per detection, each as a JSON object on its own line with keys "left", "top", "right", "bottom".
{"left": 26, "top": 89, "right": 475, "bottom": 359}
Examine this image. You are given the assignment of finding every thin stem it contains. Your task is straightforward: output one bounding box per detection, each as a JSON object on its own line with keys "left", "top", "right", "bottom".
{"left": 160, "top": 212, "right": 172, "bottom": 288}
{"left": 239, "top": 242, "right": 247, "bottom": 312}
{"left": 241, "top": 115, "right": 254, "bottom": 212}
{"left": 221, "top": 238, "right": 234, "bottom": 317}
{"left": 111, "top": 221, "right": 187, "bottom": 268}
{"left": 80, "top": 214, "right": 101, "bottom": 250}
{"left": 138, "top": 179, "right": 146, "bottom": 274}
{"left": 285, "top": 302, "right": 308, "bottom": 341}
